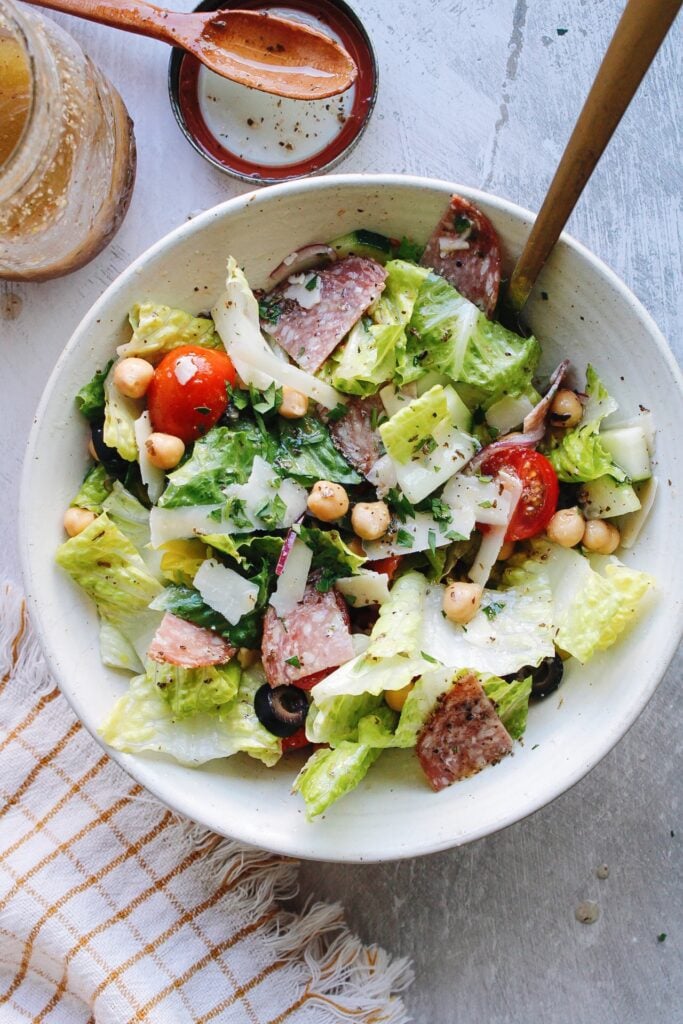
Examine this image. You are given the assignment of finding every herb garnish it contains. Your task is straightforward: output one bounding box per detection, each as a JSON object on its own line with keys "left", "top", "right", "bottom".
{"left": 396, "top": 528, "right": 414, "bottom": 548}
{"left": 482, "top": 601, "right": 505, "bottom": 620}
{"left": 285, "top": 655, "right": 301, "bottom": 667}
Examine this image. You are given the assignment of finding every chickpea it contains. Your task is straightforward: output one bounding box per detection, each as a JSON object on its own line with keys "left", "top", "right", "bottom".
{"left": 347, "top": 536, "right": 365, "bottom": 557}
{"left": 443, "top": 581, "right": 482, "bottom": 625}
{"left": 498, "top": 540, "right": 515, "bottom": 561}
{"left": 351, "top": 501, "right": 391, "bottom": 541}
{"left": 550, "top": 389, "right": 583, "bottom": 429}
{"left": 145, "top": 432, "right": 185, "bottom": 470}
{"left": 385, "top": 682, "right": 414, "bottom": 712}
{"left": 113, "top": 357, "right": 154, "bottom": 399}
{"left": 546, "top": 507, "right": 586, "bottom": 548}
{"left": 582, "top": 518, "right": 621, "bottom": 555}
{"left": 63, "top": 507, "right": 96, "bottom": 537}
{"left": 307, "top": 480, "right": 349, "bottom": 521}
{"left": 237, "top": 648, "right": 260, "bottom": 670}
{"left": 279, "top": 385, "right": 309, "bottom": 420}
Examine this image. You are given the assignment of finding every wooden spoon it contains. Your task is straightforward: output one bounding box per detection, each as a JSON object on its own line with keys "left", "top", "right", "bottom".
{"left": 23, "top": 0, "right": 358, "bottom": 100}
{"left": 506, "top": 0, "right": 681, "bottom": 316}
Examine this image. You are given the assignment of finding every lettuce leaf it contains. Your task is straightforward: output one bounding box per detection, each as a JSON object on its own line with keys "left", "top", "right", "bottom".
{"left": 296, "top": 525, "right": 365, "bottom": 590}
{"left": 100, "top": 665, "right": 281, "bottom": 767}
{"left": 481, "top": 674, "right": 532, "bottom": 740}
{"left": 70, "top": 464, "right": 113, "bottom": 513}
{"left": 159, "top": 539, "right": 209, "bottom": 585}
{"left": 201, "top": 533, "right": 284, "bottom": 569}
{"left": 118, "top": 303, "right": 222, "bottom": 361}
{"left": 159, "top": 421, "right": 272, "bottom": 508}
{"left": 406, "top": 273, "right": 540, "bottom": 405}
{"left": 306, "top": 691, "right": 386, "bottom": 746}
{"left": 101, "top": 481, "right": 151, "bottom": 552}
{"left": 275, "top": 415, "right": 361, "bottom": 486}
{"left": 367, "top": 570, "right": 427, "bottom": 660}
{"left": 75, "top": 360, "right": 114, "bottom": 422}
{"left": 370, "top": 259, "right": 430, "bottom": 384}
{"left": 99, "top": 620, "right": 143, "bottom": 673}
{"left": 147, "top": 659, "right": 240, "bottom": 718}
{"left": 103, "top": 364, "right": 141, "bottom": 461}
{"left": 523, "top": 539, "right": 655, "bottom": 662}
{"left": 379, "top": 385, "right": 450, "bottom": 464}
{"left": 321, "top": 321, "right": 401, "bottom": 397}
{"left": 293, "top": 739, "right": 385, "bottom": 818}
{"left": 546, "top": 366, "right": 625, "bottom": 483}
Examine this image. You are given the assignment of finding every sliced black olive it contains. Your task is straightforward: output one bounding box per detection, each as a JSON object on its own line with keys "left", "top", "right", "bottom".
{"left": 254, "top": 684, "right": 308, "bottom": 737}
{"left": 505, "top": 654, "right": 564, "bottom": 699}
{"left": 91, "top": 422, "right": 128, "bottom": 478}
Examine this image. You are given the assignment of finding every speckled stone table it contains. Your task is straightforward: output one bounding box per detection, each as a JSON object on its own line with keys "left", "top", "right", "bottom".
{"left": 2, "top": 2, "right": 681, "bottom": 1021}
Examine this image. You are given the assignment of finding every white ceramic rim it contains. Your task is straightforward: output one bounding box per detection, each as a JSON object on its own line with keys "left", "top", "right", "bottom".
{"left": 20, "top": 173, "right": 683, "bottom": 862}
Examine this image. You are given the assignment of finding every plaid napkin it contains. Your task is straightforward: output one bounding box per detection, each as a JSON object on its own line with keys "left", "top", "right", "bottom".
{"left": 0, "top": 582, "right": 411, "bottom": 1023}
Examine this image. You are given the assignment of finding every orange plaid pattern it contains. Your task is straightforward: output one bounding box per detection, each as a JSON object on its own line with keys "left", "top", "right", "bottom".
{"left": 0, "top": 585, "right": 411, "bottom": 1023}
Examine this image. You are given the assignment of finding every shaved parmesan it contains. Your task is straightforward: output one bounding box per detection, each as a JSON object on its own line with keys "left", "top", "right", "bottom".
{"left": 485, "top": 394, "right": 535, "bottom": 434}
{"left": 379, "top": 383, "right": 417, "bottom": 417}
{"left": 443, "top": 474, "right": 510, "bottom": 526}
{"left": 393, "top": 426, "right": 477, "bottom": 504}
{"left": 222, "top": 456, "right": 307, "bottom": 533}
{"left": 150, "top": 504, "right": 224, "bottom": 548}
{"left": 134, "top": 411, "right": 165, "bottom": 505}
{"left": 363, "top": 508, "right": 474, "bottom": 560}
{"left": 366, "top": 454, "right": 398, "bottom": 497}
{"left": 194, "top": 559, "right": 259, "bottom": 625}
{"left": 283, "top": 272, "right": 322, "bottom": 309}
{"left": 335, "top": 570, "right": 390, "bottom": 607}
{"left": 614, "top": 476, "right": 658, "bottom": 549}
{"left": 269, "top": 538, "right": 312, "bottom": 617}
{"left": 438, "top": 236, "right": 470, "bottom": 254}
{"left": 468, "top": 471, "right": 522, "bottom": 586}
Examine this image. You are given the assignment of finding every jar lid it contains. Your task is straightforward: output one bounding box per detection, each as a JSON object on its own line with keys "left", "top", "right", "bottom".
{"left": 168, "top": 0, "right": 377, "bottom": 184}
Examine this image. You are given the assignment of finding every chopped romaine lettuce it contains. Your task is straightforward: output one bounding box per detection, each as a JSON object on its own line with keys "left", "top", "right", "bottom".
{"left": 159, "top": 421, "right": 272, "bottom": 508}
{"left": 379, "top": 385, "right": 450, "bottom": 464}
{"left": 306, "top": 691, "right": 386, "bottom": 746}
{"left": 70, "top": 464, "right": 112, "bottom": 513}
{"left": 546, "top": 366, "right": 626, "bottom": 483}
{"left": 75, "top": 360, "right": 114, "bottom": 422}
{"left": 118, "top": 303, "right": 221, "bottom": 361}
{"left": 159, "top": 539, "right": 209, "bottom": 585}
{"left": 103, "top": 364, "right": 141, "bottom": 461}
{"left": 102, "top": 480, "right": 151, "bottom": 552}
{"left": 293, "top": 738, "right": 385, "bottom": 818}
{"left": 100, "top": 665, "right": 281, "bottom": 767}
{"left": 147, "top": 658, "right": 240, "bottom": 717}
{"left": 321, "top": 321, "right": 401, "bottom": 397}
{"left": 481, "top": 674, "right": 532, "bottom": 740}
{"left": 99, "top": 620, "right": 143, "bottom": 674}
{"left": 371, "top": 258, "right": 430, "bottom": 328}
{"left": 367, "top": 570, "right": 426, "bottom": 660}
{"left": 522, "top": 539, "right": 655, "bottom": 662}
{"left": 406, "top": 273, "right": 540, "bottom": 406}
{"left": 296, "top": 525, "right": 366, "bottom": 590}
{"left": 275, "top": 415, "right": 361, "bottom": 486}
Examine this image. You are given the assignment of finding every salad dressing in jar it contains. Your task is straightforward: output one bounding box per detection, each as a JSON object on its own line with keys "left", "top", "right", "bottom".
{"left": 0, "top": 0, "right": 136, "bottom": 281}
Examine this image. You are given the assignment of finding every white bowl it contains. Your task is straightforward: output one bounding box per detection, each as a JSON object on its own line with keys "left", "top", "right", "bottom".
{"left": 21, "top": 174, "right": 683, "bottom": 862}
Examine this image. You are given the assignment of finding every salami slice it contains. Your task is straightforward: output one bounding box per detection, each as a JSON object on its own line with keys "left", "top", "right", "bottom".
{"left": 327, "top": 394, "right": 384, "bottom": 477}
{"left": 421, "top": 195, "right": 502, "bottom": 318}
{"left": 416, "top": 673, "right": 513, "bottom": 791}
{"left": 148, "top": 613, "right": 236, "bottom": 668}
{"left": 262, "top": 257, "right": 387, "bottom": 372}
{"left": 262, "top": 585, "right": 354, "bottom": 686}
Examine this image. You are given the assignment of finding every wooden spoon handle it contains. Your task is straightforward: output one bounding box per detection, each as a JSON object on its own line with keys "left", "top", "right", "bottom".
{"left": 507, "top": 0, "right": 682, "bottom": 313}
{"left": 21, "top": 0, "right": 180, "bottom": 44}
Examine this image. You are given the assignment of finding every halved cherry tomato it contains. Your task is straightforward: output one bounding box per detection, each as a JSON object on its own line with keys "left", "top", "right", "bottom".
{"left": 292, "top": 668, "right": 332, "bottom": 691}
{"left": 479, "top": 447, "right": 559, "bottom": 542}
{"left": 367, "top": 555, "right": 403, "bottom": 580}
{"left": 281, "top": 726, "right": 311, "bottom": 752}
{"left": 147, "top": 345, "right": 237, "bottom": 443}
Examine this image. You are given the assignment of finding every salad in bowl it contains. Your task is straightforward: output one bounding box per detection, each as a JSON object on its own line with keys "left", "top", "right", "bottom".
{"left": 55, "top": 193, "right": 656, "bottom": 821}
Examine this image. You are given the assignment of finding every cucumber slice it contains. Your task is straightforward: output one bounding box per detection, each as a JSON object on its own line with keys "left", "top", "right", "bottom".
{"left": 578, "top": 475, "right": 642, "bottom": 519}
{"left": 600, "top": 425, "right": 651, "bottom": 482}
{"left": 329, "top": 229, "right": 395, "bottom": 263}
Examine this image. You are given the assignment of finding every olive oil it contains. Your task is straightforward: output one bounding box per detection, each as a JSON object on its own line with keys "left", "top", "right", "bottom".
{"left": 0, "top": 27, "right": 31, "bottom": 168}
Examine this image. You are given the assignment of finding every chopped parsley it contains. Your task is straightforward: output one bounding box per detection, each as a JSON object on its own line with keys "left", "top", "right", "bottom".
{"left": 479, "top": 500, "right": 494, "bottom": 509}
{"left": 430, "top": 498, "right": 452, "bottom": 524}
{"left": 258, "top": 297, "right": 282, "bottom": 324}
{"left": 315, "top": 568, "right": 338, "bottom": 593}
{"left": 453, "top": 214, "right": 472, "bottom": 235}
{"left": 396, "top": 528, "right": 414, "bottom": 548}
{"left": 445, "top": 530, "right": 467, "bottom": 542}
{"left": 224, "top": 497, "right": 252, "bottom": 530}
{"left": 285, "top": 655, "right": 301, "bottom": 667}
{"left": 482, "top": 601, "right": 505, "bottom": 620}
{"left": 304, "top": 274, "right": 319, "bottom": 291}
{"left": 427, "top": 529, "right": 437, "bottom": 558}
{"left": 327, "top": 403, "right": 349, "bottom": 422}
{"left": 396, "top": 236, "right": 424, "bottom": 262}
{"left": 421, "top": 651, "right": 438, "bottom": 664}
{"left": 250, "top": 381, "right": 282, "bottom": 415}
{"left": 387, "top": 487, "right": 414, "bottom": 522}
{"left": 255, "top": 493, "right": 287, "bottom": 528}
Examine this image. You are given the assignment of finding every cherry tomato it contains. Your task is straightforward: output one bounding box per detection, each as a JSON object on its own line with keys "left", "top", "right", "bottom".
{"left": 292, "top": 668, "right": 332, "bottom": 691}
{"left": 479, "top": 446, "right": 559, "bottom": 542}
{"left": 147, "top": 345, "right": 237, "bottom": 443}
{"left": 281, "top": 726, "right": 311, "bottom": 752}
{"left": 367, "top": 555, "right": 403, "bottom": 580}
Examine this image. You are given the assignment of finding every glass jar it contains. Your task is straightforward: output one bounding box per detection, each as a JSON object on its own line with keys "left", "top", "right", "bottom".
{"left": 0, "top": 0, "right": 136, "bottom": 281}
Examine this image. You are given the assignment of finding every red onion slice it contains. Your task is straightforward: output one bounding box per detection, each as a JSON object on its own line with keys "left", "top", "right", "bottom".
{"left": 469, "top": 360, "right": 570, "bottom": 472}
{"left": 269, "top": 245, "right": 337, "bottom": 287}
{"left": 276, "top": 515, "right": 305, "bottom": 576}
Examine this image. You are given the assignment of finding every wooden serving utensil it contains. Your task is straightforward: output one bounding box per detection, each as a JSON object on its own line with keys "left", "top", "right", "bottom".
{"left": 506, "top": 0, "right": 681, "bottom": 317}
{"left": 23, "top": 0, "right": 358, "bottom": 100}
